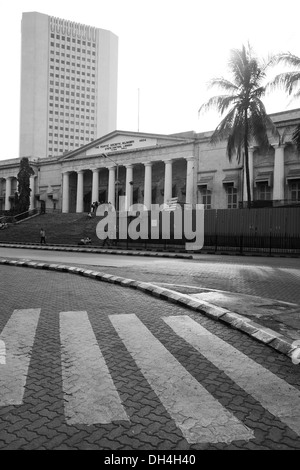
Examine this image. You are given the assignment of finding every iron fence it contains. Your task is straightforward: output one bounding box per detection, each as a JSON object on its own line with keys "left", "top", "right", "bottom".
{"left": 110, "top": 206, "right": 300, "bottom": 254}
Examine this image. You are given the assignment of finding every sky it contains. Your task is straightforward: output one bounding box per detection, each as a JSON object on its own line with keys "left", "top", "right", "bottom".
{"left": 1, "top": 0, "right": 300, "bottom": 160}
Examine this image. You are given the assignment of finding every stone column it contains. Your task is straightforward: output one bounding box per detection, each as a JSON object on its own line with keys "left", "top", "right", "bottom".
{"left": 108, "top": 166, "right": 116, "bottom": 207}
{"left": 29, "top": 175, "right": 36, "bottom": 210}
{"left": 185, "top": 157, "right": 195, "bottom": 205}
{"left": 143, "top": 162, "right": 152, "bottom": 210}
{"left": 125, "top": 164, "right": 133, "bottom": 211}
{"left": 62, "top": 172, "right": 70, "bottom": 213}
{"left": 273, "top": 144, "right": 285, "bottom": 201}
{"left": 243, "top": 147, "right": 254, "bottom": 203}
{"left": 164, "top": 159, "right": 173, "bottom": 204}
{"left": 5, "top": 177, "right": 12, "bottom": 211}
{"left": 76, "top": 170, "right": 84, "bottom": 213}
{"left": 92, "top": 168, "right": 100, "bottom": 203}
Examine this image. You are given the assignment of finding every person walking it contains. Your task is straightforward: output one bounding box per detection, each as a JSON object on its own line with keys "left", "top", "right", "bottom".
{"left": 40, "top": 228, "right": 46, "bottom": 244}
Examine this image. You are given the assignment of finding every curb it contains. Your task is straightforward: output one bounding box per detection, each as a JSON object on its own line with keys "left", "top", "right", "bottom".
{"left": 200, "top": 250, "right": 300, "bottom": 259}
{"left": 0, "top": 242, "right": 193, "bottom": 259}
{"left": 0, "top": 257, "right": 299, "bottom": 363}
{"left": 1, "top": 242, "right": 299, "bottom": 260}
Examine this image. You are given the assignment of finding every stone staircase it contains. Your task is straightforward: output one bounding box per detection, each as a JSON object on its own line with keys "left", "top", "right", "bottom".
{"left": 0, "top": 212, "right": 103, "bottom": 246}
{"left": 0, "top": 211, "right": 189, "bottom": 251}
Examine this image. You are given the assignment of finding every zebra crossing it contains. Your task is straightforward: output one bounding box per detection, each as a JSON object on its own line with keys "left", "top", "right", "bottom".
{"left": 110, "top": 314, "right": 253, "bottom": 444}
{"left": 0, "top": 309, "right": 40, "bottom": 406}
{"left": 1, "top": 308, "right": 300, "bottom": 445}
{"left": 60, "top": 311, "right": 129, "bottom": 425}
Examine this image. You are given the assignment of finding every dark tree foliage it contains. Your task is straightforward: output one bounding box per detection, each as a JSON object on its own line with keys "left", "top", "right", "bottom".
{"left": 16, "top": 157, "right": 35, "bottom": 215}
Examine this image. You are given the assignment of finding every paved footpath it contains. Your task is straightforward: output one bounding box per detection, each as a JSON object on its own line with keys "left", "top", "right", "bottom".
{"left": 1, "top": 265, "right": 300, "bottom": 451}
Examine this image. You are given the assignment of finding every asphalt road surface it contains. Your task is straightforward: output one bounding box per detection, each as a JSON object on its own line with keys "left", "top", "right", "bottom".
{"left": 0, "top": 246, "right": 299, "bottom": 303}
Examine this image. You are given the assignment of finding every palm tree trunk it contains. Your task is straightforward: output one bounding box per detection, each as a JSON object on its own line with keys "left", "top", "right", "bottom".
{"left": 244, "top": 147, "right": 252, "bottom": 208}
{"left": 244, "top": 110, "right": 252, "bottom": 209}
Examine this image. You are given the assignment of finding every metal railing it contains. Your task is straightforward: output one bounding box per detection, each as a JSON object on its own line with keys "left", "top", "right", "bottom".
{"left": 0, "top": 208, "right": 39, "bottom": 225}
{"left": 14, "top": 208, "right": 39, "bottom": 223}
{"left": 109, "top": 233, "right": 300, "bottom": 255}
{"left": 203, "top": 234, "right": 300, "bottom": 255}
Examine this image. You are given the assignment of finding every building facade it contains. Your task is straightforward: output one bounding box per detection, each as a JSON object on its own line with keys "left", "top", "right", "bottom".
{"left": 1, "top": 109, "right": 299, "bottom": 215}
{"left": 19, "top": 12, "right": 118, "bottom": 159}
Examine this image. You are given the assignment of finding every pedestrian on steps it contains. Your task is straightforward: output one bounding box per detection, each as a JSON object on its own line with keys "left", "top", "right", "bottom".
{"left": 40, "top": 228, "right": 46, "bottom": 244}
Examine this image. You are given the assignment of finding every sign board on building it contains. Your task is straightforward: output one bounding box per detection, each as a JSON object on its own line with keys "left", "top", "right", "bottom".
{"left": 87, "top": 136, "right": 158, "bottom": 155}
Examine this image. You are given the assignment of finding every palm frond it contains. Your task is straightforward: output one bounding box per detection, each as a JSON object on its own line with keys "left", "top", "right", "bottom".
{"left": 292, "top": 123, "right": 300, "bottom": 152}
{"left": 261, "top": 52, "right": 278, "bottom": 71}
{"left": 228, "top": 46, "right": 248, "bottom": 88}
{"left": 198, "top": 95, "right": 236, "bottom": 115}
{"left": 226, "top": 112, "right": 246, "bottom": 162}
{"left": 293, "top": 88, "right": 300, "bottom": 99}
{"left": 268, "top": 72, "right": 300, "bottom": 95}
{"left": 270, "top": 52, "right": 300, "bottom": 68}
{"left": 210, "top": 106, "right": 246, "bottom": 162}
{"left": 227, "top": 136, "right": 244, "bottom": 163}
{"left": 206, "top": 77, "right": 239, "bottom": 94}
{"left": 250, "top": 85, "right": 266, "bottom": 100}
{"left": 248, "top": 98, "right": 280, "bottom": 147}
{"left": 210, "top": 106, "right": 238, "bottom": 144}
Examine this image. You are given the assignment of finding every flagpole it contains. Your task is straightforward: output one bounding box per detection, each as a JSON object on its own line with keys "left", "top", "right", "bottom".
{"left": 138, "top": 88, "right": 140, "bottom": 132}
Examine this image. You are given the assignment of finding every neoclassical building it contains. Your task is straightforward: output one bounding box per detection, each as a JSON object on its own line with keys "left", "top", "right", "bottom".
{"left": 0, "top": 108, "right": 299, "bottom": 214}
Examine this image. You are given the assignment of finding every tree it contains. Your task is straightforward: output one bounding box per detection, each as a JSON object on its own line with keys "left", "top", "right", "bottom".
{"left": 268, "top": 52, "right": 300, "bottom": 152}
{"left": 16, "top": 157, "right": 35, "bottom": 215}
{"left": 198, "top": 44, "right": 279, "bottom": 208}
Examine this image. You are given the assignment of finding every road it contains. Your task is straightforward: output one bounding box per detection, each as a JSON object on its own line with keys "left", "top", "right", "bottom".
{"left": 0, "top": 246, "right": 300, "bottom": 303}
{"left": 0, "top": 248, "right": 300, "bottom": 451}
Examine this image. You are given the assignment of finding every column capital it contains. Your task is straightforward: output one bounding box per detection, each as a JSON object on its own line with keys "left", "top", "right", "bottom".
{"left": 125, "top": 163, "right": 133, "bottom": 169}
{"left": 77, "top": 169, "right": 85, "bottom": 175}
{"left": 273, "top": 142, "right": 285, "bottom": 150}
{"left": 163, "top": 159, "right": 173, "bottom": 165}
{"left": 185, "top": 156, "right": 195, "bottom": 162}
{"left": 92, "top": 167, "right": 100, "bottom": 173}
{"left": 143, "top": 161, "right": 153, "bottom": 167}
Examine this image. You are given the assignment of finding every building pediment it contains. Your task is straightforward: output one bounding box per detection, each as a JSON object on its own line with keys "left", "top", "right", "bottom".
{"left": 58, "top": 130, "right": 193, "bottom": 161}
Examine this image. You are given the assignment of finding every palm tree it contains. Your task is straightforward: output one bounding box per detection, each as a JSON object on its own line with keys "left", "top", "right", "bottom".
{"left": 268, "top": 52, "right": 300, "bottom": 151}
{"left": 199, "top": 44, "right": 279, "bottom": 208}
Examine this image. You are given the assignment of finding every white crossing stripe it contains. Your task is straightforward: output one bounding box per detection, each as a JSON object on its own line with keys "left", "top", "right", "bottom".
{"left": 60, "top": 311, "right": 129, "bottom": 425}
{"left": 164, "top": 315, "right": 300, "bottom": 436}
{"left": 0, "top": 309, "right": 40, "bottom": 405}
{"left": 109, "top": 313, "right": 254, "bottom": 444}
